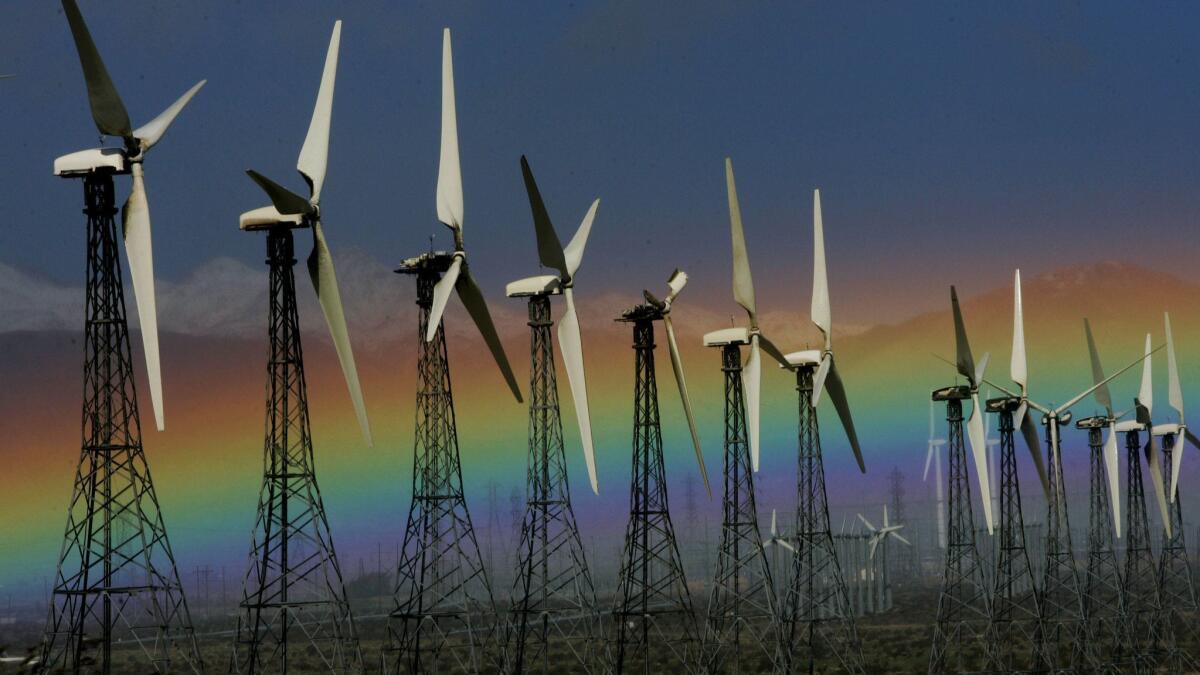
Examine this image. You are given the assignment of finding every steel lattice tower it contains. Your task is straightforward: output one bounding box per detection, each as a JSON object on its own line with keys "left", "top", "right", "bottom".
{"left": 229, "top": 227, "right": 363, "bottom": 674}
{"left": 40, "top": 172, "right": 204, "bottom": 675}
{"left": 887, "top": 467, "right": 916, "bottom": 581}
{"left": 983, "top": 399, "right": 1041, "bottom": 672}
{"left": 505, "top": 293, "right": 602, "bottom": 673}
{"left": 1076, "top": 419, "right": 1129, "bottom": 672}
{"left": 384, "top": 253, "right": 500, "bottom": 674}
{"left": 610, "top": 306, "right": 702, "bottom": 674}
{"left": 1120, "top": 428, "right": 1170, "bottom": 671}
{"left": 702, "top": 342, "right": 779, "bottom": 674}
{"left": 927, "top": 391, "right": 991, "bottom": 674}
{"left": 776, "top": 365, "right": 865, "bottom": 675}
{"left": 1032, "top": 416, "right": 1098, "bottom": 671}
{"left": 1157, "top": 435, "right": 1199, "bottom": 671}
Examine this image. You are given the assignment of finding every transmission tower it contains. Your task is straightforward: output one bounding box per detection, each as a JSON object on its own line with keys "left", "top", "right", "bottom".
{"left": 40, "top": 171, "right": 204, "bottom": 675}
{"left": 609, "top": 304, "right": 702, "bottom": 674}
{"left": 701, "top": 339, "right": 779, "bottom": 673}
{"left": 1119, "top": 426, "right": 1170, "bottom": 671}
{"left": 383, "top": 254, "right": 501, "bottom": 673}
{"left": 775, "top": 363, "right": 865, "bottom": 674}
{"left": 1076, "top": 417, "right": 1129, "bottom": 671}
{"left": 229, "top": 227, "right": 364, "bottom": 674}
{"left": 982, "top": 398, "right": 1041, "bottom": 672}
{"left": 887, "top": 467, "right": 916, "bottom": 581}
{"left": 1157, "top": 434, "right": 1199, "bottom": 671}
{"left": 927, "top": 389, "right": 991, "bottom": 673}
{"left": 1032, "top": 414, "right": 1098, "bottom": 671}
{"left": 505, "top": 292, "right": 603, "bottom": 673}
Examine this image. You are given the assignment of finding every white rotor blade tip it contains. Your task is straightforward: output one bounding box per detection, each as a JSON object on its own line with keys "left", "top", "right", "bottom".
{"left": 436, "top": 27, "right": 464, "bottom": 229}
{"left": 133, "top": 79, "right": 207, "bottom": 154}
{"left": 297, "top": 21, "right": 341, "bottom": 204}
{"left": 563, "top": 198, "right": 598, "bottom": 279}
{"left": 811, "top": 188, "right": 831, "bottom": 343}
{"left": 1011, "top": 269, "right": 1026, "bottom": 388}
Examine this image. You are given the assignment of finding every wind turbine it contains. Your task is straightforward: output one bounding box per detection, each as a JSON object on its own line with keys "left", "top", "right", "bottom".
{"left": 386, "top": 29, "right": 513, "bottom": 673}
{"left": 858, "top": 505, "right": 912, "bottom": 560}
{"left": 721, "top": 158, "right": 791, "bottom": 470}
{"left": 1113, "top": 334, "right": 1171, "bottom": 534}
{"left": 55, "top": 0, "right": 205, "bottom": 431}
{"left": 948, "top": 286, "right": 994, "bottom": 532}
{"left": 505, "top": 157, "right": 602, "bottom": 671}
{"left": 1157, "top": 312, "right": 1200, "bottom": 502}
{"left": 231, "top": 21, "right": 366, "bottom": 672}
{"left": 240, "top": 20, "right": 371, "bottom": 447}
{"left": 775, "top": 190, "right": 866, "bottom": 674}
{"left": 1079, "top": 318, "right": 1124, "bottom": 538}
{"left": 610, "top": 270, "right": 707, "bottom": 672}
{"left": 423, "top": 29, "right": 521, "bottom": 402}
{"left": 764, "top": 509, "right": 797, "bottom": 554}
{"left": 924, "top": 400, "right": 948, "bottom": 549}
{"left": 41, "top": 2, "right": 205, "bottom": 671}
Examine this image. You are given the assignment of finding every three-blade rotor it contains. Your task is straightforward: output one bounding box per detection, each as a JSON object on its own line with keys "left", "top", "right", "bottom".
{"left": 950, "top": 286, "right": 994, "bottom": 533}
{"left": 644, "top": 270, "right": 710, "bottom": 496}
{"left": 62, "top": 0, "right": 206, "bottom": 433}
{"left": 808, "top": 190, "right": 865, "bottom": 473}
{"left": 519, "top": 156, "right": 600, "bottom": 494}
{"left": 723, "top": 159, "right": 791, "bottom": 471}
{"left": 423, "top": 29, "right": 522, "bottom": 403}
{"left": 243, "top": 21, "right": 373, "bottom": 447}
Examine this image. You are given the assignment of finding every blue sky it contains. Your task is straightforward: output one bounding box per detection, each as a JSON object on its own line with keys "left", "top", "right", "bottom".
{"left": 2, "top": 1, "right": 1199, "bottom": 325}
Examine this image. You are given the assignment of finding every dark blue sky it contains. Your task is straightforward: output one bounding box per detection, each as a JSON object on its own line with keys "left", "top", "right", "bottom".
{"left": 3, "top": 1, "right": 1199, "bottom": 324}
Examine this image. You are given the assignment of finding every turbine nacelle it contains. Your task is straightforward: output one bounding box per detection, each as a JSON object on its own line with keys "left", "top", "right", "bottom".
{"left": 782, "top": 350, "right": 823, "bottom": 368}
{"left": 505, "top": 275, "right": 562, "bottom": 298}
{"left": 703, "top": 327, "right": 751, "bottom": 347}
{"left": 53, "top": 147, "right": 127, "bottom": 176}
{"left": 239, "top": 205, "right": 305, "bottom": 231}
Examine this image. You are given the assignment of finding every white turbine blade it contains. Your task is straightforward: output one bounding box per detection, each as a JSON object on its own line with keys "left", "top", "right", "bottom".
{"left": 133, "top": 80, "right": 206, "bottom": 154}
{"left": 1167, "top": 313, "right": 1184, "bottom": 420}
{"left": 664, "top": 313, "right": 710, "bottom": 495}
{"left": 857, "top": 513, "right": 877, "bottom": 532}
{"left": 883, "top": 504, "right": 889, "bottom": 527}
{"left": 812, "top": 352, "right": 832, "bottom": 408}
{"left": 1146, "top": 433, "right": 1171, "bottom": 536}
{"left": 436, "top": 28, "right": 464, "bottom": 230}
{"left": 425, "top": 255, "right": 461, "bottom": 342}
{"left": 1139, "top": 332, "right": 1154, "bottom": 415}
{"left": 811, "top": 189, "right": 831, "bottom": 348}
{"left": 892, "top": 532, "right": 912, "bottom": 547}
{"left": 968, "top": 394, "right": 994, "bottom": 533}
{"left": 924, "top": 441, "right": 935, "bottom": 481}
{"left": 744, "top": 335, "right": 762, "bottom": 471}
{"left": 780, "top": 539, "right": 796, "bottom": 553}
{"left": 307, "top": 221, "right": 373, "bottom": 446}
{"left": 1104, "top": 424, "right": 1122, "bottom": 538}
{"left": 297, "top": 21, "right": 341, "bottom": 203}
{"left": 771, "top": 509, "right": 778, "bottom": 536}
{"left": 725, "top": 158, "right": 756, "bottom": 321}
{"left": 558, "top": 287, "right": 597, "bottom": 494}
{"left": 563, "top": 199, "right": 598, "bottom": 279}
{"left": 1011, "top": 269, "right": 1026, "bottom": 389}
{"left": 869, "top": 536, "right": 879, "bottom": 560}
{"left": 975, "top": 352, "right": 990, "bottom": 390}
{"left": 122, "top": 165, "right": 163, "bottom": 432}
{"left": 665, "top": 269, "right": 688, "bottom": 303}
{"left": 1166, "top": 312, "right": 1184, "bottom": 502}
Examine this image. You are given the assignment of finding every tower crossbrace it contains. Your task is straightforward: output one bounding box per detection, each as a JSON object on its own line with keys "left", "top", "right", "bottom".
{"left": 39, "top": 171, "right": 204, "bottom": 675}
{"left": 229, "top": 227, "right": 363, "bottom": 674}
{"left": 701, "top": 343, "right": 780, "bottom": 673}
{"left": 775, "top": 365, "right": 865, "bottom": 674}
{"left": 504, "top": 293, "right": 603, "bottom": 673}
{"left": 384, "top": 256, "right": 501, "bottom": 674}
{"left": 609, "top": 308, "right": 702, "bottom": 674}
